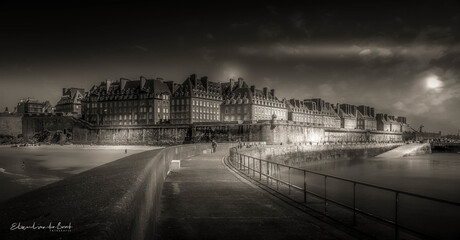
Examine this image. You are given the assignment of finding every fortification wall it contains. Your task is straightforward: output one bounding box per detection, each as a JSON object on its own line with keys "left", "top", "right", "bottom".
{"left": 237, "top": 143, "right": 402, "bottom": 168}
{"left": 0, "top": 115, "right": 22, "bottom": 137}
{"left": 22, "top": 115, "right": 403, "bottom": 145}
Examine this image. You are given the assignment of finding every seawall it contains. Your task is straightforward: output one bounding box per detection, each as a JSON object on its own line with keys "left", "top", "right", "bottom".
{"left": 0, "top": 144, "right": 210, "bottom": 240}
{"left": 22, "top": 114, "right": 403, "bottom": 145}
{"left": 237, "top": 143, "right": 402, "bottom": 168}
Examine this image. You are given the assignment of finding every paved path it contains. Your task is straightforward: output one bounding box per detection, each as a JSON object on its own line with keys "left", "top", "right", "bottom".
{"left": 157, "top": 144, "right": 355, "bottom": 240}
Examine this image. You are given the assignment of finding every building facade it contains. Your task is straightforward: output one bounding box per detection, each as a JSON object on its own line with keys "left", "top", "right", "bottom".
{"left": 356, "top": 105, "right": 377, "bottom": 130}
{"left": 169, "top": 74, "right": 223, "bottom": 124}
{"left": 82, "top": 77, "right": 171, "bottom": 126}
{"left": 334, "top": 103, "right": 358, "bottom": 129}
{"left": 287, "top": 98, "right": 341, "bottom": 128}
{"left": 376, "top": 114, "right": 402, "bottom": 132}
{"left": 55, "top": 88, "right": 85, "bottom": 115}
{"left": 221, "top": 78, "right": 288, "bottom": 122}
{"left": 17, "top": 98, "right": 53, "bottom": 114}
{"left": 397, "top": 116, "right": 410, "bottom": 132}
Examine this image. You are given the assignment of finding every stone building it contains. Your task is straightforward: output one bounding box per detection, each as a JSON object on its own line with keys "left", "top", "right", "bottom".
{"left": 55, "top": 88, "right": 85, "bottom": 116}
{"left": 334, "top": 103, "right": 358, "bottom": 129}
{"left": 82, "top": 77, "right": 171, "bottom": 126}
{"left": 169, "top": 74, "right": 222, "bottom": 124}
{"left": 397, "top": 116, "right": 410, "bottom": 132}
{"left": 287, "top": 98, "right": 340, "bottom": 128}
{"left": 221, "top": 78, "right": 288, "bottom": 122}
{"left": 356, "top": 105, "right": 377, "bottom": 130}
{"left": 17, "top": 98, "right": 53, "bottom": 114}
{"left": 376, "top": 114, "right": 401, "bottom": 132}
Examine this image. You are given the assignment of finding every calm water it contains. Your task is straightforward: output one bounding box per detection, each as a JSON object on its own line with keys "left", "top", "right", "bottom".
{"left": 302, "top": 153, "right": 460, "bottom": 202}
{"left": 289, "top": 153, "right": 460, "bottom": 239}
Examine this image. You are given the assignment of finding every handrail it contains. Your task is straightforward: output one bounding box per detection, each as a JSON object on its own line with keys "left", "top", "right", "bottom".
{"left": 228, "top": 147, "right": 460, "bottom": 240}
{"left": 236, "top": 153, "right": 460, "bottom": 207}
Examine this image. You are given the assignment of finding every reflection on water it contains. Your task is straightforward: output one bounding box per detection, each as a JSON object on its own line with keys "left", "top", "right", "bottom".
{"left": 301, "top": 153, "right": 460, "bottom": 203}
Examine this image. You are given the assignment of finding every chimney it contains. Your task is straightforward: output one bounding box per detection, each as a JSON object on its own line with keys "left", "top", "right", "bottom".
{"left": 250, "top": 85, "right": 255, "bottom": 93}
{"left": 106, "top": 79, "right": 112, "bottom": 93}
{"left": 238, "top": 77, "right": 244, "bottom": 88}
{"left": 62, "top": 88, "right": 67, "bottom": 96}
{"left": 190, "top": 74, "right": 197, "bottom": 88}
{"left": 201, "top": 76, "right": 209, "bottom": 92}
{"left": 370, "top": 107, "right": 375, "bottom": 117}
{"left": 270, "top": 89, "right": 275, "bottom": 98}
{"left": 164, "top": 81, "right": 175, "bottom": 93}
{"left": 120, "top": 78, "right": 128, "bottom": 90}
{"left": 229, "top": 78, "right": 234, "bottom": 91}
{"left": 140, "top": 76, "right": 146, "bottom": 89}
{"left": 263, "top": 87, "right": 268, "bottom": 97}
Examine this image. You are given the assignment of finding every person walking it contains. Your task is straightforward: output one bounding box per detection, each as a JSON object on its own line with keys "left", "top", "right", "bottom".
{"left": 237, "top": 139, "right": 242, "bottom": 149}
{"left": 211, "top": 140, "right": 218, "bottom": 153}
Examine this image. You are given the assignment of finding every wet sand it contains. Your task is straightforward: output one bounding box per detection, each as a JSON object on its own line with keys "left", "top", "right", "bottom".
{"left": 0, "top": 145, "right": 161, "bottom": 202}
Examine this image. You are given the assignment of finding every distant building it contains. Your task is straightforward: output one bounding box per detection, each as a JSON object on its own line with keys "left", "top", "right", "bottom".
{"left": 55, "top": 88, "right": 85, "bottom": 115}
{"left": 356, "top": 105, "right": 377, "bottom": 130}
{"left": 82, "top": 77, "right": 171, "bottom": 126}
{"left": 169, "top": 74, "right": 223, "bottom": 124}
{"left": 334, "top": 103, "right": 357, "bottom": 129}
{"left": 397, "top": 116, "right": 410, "bottom": 132}
{"left": 221, "top": 78, "right": 288, "bottom": 122}
{"left": 17, "top": 98, "right": 53, "bottom": 114}
{"left": 376, "top": 114, "right": 401, "bottom": 132}
{"left": 287, "top": 98, "right": 340, "bottom": 128}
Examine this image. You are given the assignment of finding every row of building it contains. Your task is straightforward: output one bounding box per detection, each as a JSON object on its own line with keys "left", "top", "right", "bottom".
{"left": 12, "top": 74, "right": 410, "bottom": 132}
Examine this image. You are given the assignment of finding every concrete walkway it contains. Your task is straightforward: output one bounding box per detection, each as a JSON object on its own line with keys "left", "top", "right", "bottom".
{"left": 156, "top": 144, "right": 355, "bottom": 240}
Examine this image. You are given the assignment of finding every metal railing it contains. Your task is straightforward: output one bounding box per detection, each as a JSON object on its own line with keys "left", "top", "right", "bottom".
{"left": 228, "top": 147, "right": 460, "bottom": 240}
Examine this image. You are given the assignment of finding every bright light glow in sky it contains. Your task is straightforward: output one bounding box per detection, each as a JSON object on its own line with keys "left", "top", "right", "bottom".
{"left": 426, "top": 76, "right": 442, "bottom": 89}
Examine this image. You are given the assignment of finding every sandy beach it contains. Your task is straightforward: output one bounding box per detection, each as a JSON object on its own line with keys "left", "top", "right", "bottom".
{"left": 0, "top": 144, "right": 162, "bottom": 202}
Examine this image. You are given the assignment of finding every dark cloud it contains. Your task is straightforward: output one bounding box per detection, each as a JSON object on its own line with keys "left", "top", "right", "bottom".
{"left": 1, "top": 1, "right": 460, "bottom": 133}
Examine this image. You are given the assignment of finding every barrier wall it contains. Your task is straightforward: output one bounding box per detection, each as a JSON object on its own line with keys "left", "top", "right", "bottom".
{"left": 237, "top": 143, "right": 402, "bottom": 167}
{"left": 22, "top": 114, "right": 403, "bottom": 145}
{"left": 0, "top": 144, "right": 210, "bottom": 240}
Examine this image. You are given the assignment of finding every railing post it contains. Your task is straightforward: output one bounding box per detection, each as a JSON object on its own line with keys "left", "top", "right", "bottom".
{"left": 288, "top": 167, "right": 291, "bottom": 195}
{"left": 353, "top": 182, "right": 356, "bottom": 226}
{"left": 247, "top": 156, "right": 250, "bottom": 174}
{"left": 276, "top": 164, "right": 279, "bottom": 191}
{"left": 303, "top": 171, "right": 307, "bottom": 203}
{"left": 239, "top": 154, "right": 242, "bottom": 170}
{"left": 253, "top": 157, "right": 255, "bottom": 178}
{"left": 324, "top": 176, "right": 327, "bottom": 214}
{"left": 259, "top": 159, "right": 262, "bottom": 181}
{"left": 395, "top": 192, "right": 399, "bottom": 240}
{"left": 267, "top": 162, "right": 270, "bottom": 184}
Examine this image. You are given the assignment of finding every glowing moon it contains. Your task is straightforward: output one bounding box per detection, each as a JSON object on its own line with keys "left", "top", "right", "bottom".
{"left": 426, "top": 76, "right": 442, "bottom": 89}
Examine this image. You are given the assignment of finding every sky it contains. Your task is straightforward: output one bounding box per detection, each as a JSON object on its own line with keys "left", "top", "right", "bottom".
{"left": 0, "top": 1, "right": 459, "bottom": 134}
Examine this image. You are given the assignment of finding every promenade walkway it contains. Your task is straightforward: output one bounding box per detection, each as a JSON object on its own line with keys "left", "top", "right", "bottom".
{"left": 157, "top": 144, "right": 356, "bottom": 240}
